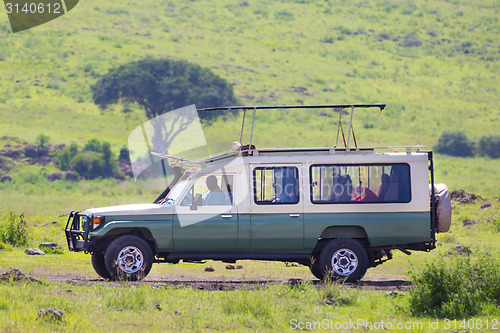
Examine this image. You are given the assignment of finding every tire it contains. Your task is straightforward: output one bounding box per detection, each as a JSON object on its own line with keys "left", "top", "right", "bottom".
{"left": 104, "top": 235, "right": 153, "bottom": 281}
{"left": 309, "top": 257, "right": 324, "bottom": 280}
{"left": 91, "top": 251, "right": 112, "bottom": 279}
{"left": 319, "top": 238, "right": 368, "bottom": 283}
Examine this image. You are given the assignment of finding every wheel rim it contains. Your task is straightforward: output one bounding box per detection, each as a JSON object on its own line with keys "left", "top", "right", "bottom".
{"left": 331, "top": 248, "right": 358, "bottom": 276}
{"left": 117, "top": 246, "right": 144, "bottom": 274}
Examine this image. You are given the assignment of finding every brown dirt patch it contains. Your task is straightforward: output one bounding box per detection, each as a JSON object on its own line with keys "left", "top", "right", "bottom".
{"left": 27, "top": 272, "right": 410, "bottom": 291}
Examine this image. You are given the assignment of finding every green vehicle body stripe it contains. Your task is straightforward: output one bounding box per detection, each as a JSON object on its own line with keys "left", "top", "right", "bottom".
{"left": 304, "top": 212, "right": 430, "bottom": 248}
{"left": 91, "top": 212, "right": 429, "bottom": 252}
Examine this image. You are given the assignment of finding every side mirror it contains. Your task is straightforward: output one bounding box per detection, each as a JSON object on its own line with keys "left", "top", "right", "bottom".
{"left": 190, "top": 193, "right": 203, "bottom": 210}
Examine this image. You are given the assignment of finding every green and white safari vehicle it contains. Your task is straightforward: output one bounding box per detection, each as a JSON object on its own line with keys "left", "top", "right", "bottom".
{"left": 65, "top": 104, "right": 451, "bottom": 282}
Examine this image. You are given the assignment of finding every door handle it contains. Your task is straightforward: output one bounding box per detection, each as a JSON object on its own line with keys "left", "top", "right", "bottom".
{"left": 221, "top": 214, "right": 233, "bottom": 218}
{"left": 289, "top": 214, "right": 300, "bottom": 217}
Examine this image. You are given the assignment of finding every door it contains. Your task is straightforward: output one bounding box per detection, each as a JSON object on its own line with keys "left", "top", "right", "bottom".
{"left": 173, "top": 174, "right": 237, "bottom": 250}
{"left": 250, "top": 165, "right": 304, "bottom": 250}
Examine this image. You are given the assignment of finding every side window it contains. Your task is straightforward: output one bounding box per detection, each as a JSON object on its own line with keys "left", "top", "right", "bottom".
{"left": 181, "top": 174, "right": 233, "bottom": 206}
{"left": 310, "top": 164, "right": 411, "bottom": 204}
{"left": 254, "top": 167, "right": 299, "bottom": 205}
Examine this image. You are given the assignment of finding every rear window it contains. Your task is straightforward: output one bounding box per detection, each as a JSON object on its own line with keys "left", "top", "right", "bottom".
{"left": 310, "top": 163, "right": 411, "bottom": 204}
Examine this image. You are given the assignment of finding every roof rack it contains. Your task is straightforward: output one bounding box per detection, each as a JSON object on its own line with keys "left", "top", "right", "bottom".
{"left": 199, "top": 104, "right": 385, "bottom": 152}
{"left": 152, "top": 103, "right": 389, "bottom": 166}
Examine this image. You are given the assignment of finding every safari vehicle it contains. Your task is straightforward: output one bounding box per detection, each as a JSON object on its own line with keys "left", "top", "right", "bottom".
{"left": 65, "top": 104, "right": 451, "bottom": 282}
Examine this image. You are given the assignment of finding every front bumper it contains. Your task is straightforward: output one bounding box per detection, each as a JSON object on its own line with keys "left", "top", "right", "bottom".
{"left": 65, "top": 211, "right": 92, "bottom": 252}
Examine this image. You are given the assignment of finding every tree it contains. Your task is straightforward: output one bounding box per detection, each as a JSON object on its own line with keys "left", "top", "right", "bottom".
{"left": 478, "top": 135, "right": 500, "bottom": 159}
{"left": 91, "top": 58, "right": 238, "bottom": 121}
{"left": 434, "top": 131, "right": 475, "bottom": 157}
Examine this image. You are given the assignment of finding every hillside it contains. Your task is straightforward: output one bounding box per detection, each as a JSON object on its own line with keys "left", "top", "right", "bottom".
{"left": 0, "top": 0, "right": 499, "bottom": 200}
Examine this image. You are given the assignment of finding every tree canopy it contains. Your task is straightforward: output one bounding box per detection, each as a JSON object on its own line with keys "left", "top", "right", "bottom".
{"left": 91, "top": 58, "right": 238, "bottom": 120}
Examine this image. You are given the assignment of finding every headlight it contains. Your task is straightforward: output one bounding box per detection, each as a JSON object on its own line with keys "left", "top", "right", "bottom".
{"left": 92, "top": 216, "right": 105, "bottom": 230}
{"left": 81, "top": 216, "right": 88, "bottom": 231}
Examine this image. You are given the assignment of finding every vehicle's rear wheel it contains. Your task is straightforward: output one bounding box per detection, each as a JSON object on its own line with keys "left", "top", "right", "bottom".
{"left": 91, "top": 251, "right": 111, "bottom": 279}
{"left": 319, "top": 238, "right": 368, "bottom": 283}
{"left": 105, "top": 235, "right": 153, "bottom": 281}
{"left": 309, "top": 256, "right": 324, "bottom": 280}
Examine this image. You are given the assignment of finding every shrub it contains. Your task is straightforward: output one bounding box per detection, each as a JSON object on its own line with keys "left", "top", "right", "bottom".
{"left": 118, "top": 145, "right": 130, "bottom": 161}
{"left": 0, "top": 212, "right": 29, "bottom": 247}
{"left": 83, "top": 138, "right": 102, "bottom": 153}
{"left": 36, "top": 134, "right": 49, "bottom": 148}
{"left": 478, "top": 135, "right": 500, "bottom": 159}
{"left": 57, "top": 142, "right": 79, "bottom": 171}
{"left": 409, "top": 254, "right": 500, "bottom": 319}
{"left": 71, "top": 151, "right": 104, "bottom": 179}
{"left": 434, "top": 131, "right": 475, "bottom": 157}
{"left": 36, "top": 134, "right": 50, "bottom": 156}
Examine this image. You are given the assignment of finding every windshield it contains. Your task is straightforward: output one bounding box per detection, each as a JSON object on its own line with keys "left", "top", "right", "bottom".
{"left": 160, "top": 170, "right": 194, "bottom": 205}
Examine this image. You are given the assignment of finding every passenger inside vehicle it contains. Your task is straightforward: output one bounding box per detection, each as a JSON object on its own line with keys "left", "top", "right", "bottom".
{"left": 376, "top": 173, "right": 391, "bottom": 201}
{"left": 204, "top": 175, "right": 229, "bottom": 206}
{"left": 328, "top": 174, "right": 352, "bottom": 202}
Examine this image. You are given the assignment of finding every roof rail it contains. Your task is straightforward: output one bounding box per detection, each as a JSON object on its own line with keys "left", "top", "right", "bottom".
{"left": 197, "top": 103, "right": 386, "bottom": 112}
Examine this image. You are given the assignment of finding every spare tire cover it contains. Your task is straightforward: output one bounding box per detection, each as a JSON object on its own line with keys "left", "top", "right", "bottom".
{"left": 430, "top": 183, "right": 452, "bottom": 233}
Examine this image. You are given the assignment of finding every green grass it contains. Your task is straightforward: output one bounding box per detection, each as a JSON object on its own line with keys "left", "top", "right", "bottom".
{"left": 0, "top": 197, "right": 498, "bottom": 331}
{"left": 0, "top": 278, "right": 498, "bottom": 332}
{"left": 1, "top": 0, "right": 499, "bottom": 330}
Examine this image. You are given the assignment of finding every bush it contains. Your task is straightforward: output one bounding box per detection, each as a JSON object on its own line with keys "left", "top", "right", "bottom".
{"left": 478, "top": 135, "right": 500, "bottom": 159}
{"left": 409, "top": 254, "right": 500, "bottom": 318}
{"left": 434, "top": 131, "right": 475, "bottom": 157}
{"left": 118, "top": 145, "right": 130, "bottom": 161}
{"left": 59, "top": 139, "right": 119, "bottom": 179}
{"left": 58, "top": 142, "right": 79, "bottom": 171}
{"left": 0, "top": 212, "right": 29, "bottom": 247}
{"left": 71, "top": 151, "right": 105, "bottom": 179}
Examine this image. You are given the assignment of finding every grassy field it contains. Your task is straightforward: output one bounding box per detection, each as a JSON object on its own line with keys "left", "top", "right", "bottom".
{"left": 1, "top": 0, "right": 499, "bottom": 331}
{"left": 0, "top": 196, "right": 499, "bottom": 331}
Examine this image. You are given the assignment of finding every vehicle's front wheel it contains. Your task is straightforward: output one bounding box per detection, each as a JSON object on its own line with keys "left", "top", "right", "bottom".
{"left": 91, "top": 251, "right": 111, "bottom": 279}
{"left": 319, "top": 238, "right": 368, "bottom": 283}
{"left": 104, "top": 235, "right": 153, "bottom": 281}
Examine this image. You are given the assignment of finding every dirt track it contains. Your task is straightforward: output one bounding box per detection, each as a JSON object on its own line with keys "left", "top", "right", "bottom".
{"left": 37, "top": 273, "right": 410, "bottom": 291}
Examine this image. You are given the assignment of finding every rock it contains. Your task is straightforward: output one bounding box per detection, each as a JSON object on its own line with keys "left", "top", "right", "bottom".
{"left": 155, "top": 304, "right": 161, "bottom": 311}
{"left": 1, "top": 148, "right": 22, "bottom": 158}
{"left": 0, "top": 269, "right": 40, "bottom": 283}
{"left": 450, "top": 189, "right": 482, "bottom": 204}
{"left": 462, "top": 218, "right": 477, "bottom": 226}
{"left": 38, "top": 308, "right": 64, "bottom": 321}
{"left": 487, "top": 216, "right": 497, "bottom": 223}
{"left": 481, "top": 203, "right": 492, "bottom": 209}
{"left": 25, "top": 248, "right": 45, "bottom": 255}
{"left": 386, "top": 291, "right": 404, "bottom": 297}
{"left": 236, "top": 265, "right": 243, "bottom": 270}
{"left": 47, "top": 173, "right": 62, "bottom": 181}
{"left": 452, "top": 245, "right": 472, "bottom": 255}
{"left": 23, "top": 144, "right": 38, "bottom": 158}
{"left": 64, "top": 171, "right": 78, "bottom": 181}
{"left": 204, "top": 266, "right": 214, "bottom": 272}
{"left": 437, "top": 242, "right": 442, "bottom": 246}
{"left": 225, "top": 265, "right": 235, "bottom": 270}
{"left": 287, "top": 278, "right": 303, "bottom": 287}
{"left": 39, "top": 242, "right": 62, "bottom": 250}
{"left": 174, "top": 310, "right": 182, "bottom": 315}
{"left": 0, "top": 176, "right": 12, "bottom": 182}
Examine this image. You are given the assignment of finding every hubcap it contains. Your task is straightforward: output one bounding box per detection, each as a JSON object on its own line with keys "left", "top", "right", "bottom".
{"left": 117, "top": 246, "right": 144, "bottom": 274}
{"left": 331, "top": 248, "right": 358, "bottom": 276}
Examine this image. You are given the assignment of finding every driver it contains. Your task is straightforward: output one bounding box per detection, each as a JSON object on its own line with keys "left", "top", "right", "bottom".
{"left": 203, "top": 175, "right": 227, "bottom": 206}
